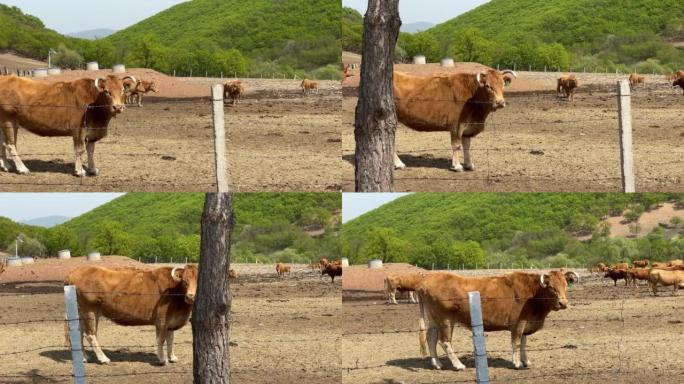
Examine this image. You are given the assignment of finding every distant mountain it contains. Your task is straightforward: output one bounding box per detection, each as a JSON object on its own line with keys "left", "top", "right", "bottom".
{"left": 401, "top": 22, "right": 435, "bottom": 33}
{"left": 67, "top": 28, "right": 117, "bottom": 40}
{"left": 21, "top": 215, "right": 71, "bottom": 228}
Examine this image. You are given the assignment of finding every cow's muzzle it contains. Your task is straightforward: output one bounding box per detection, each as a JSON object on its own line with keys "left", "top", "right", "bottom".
{"left": 112, "top": 105, "right": 125, "bottom": 113}
{"left": 185, "top": 293, "right": 196, "bottom": 304}
{"left": 494, "top": 100, "right": 506, "bottom": 109}
{"left": 557, "top": 300, "right": 568, "bottom": 310}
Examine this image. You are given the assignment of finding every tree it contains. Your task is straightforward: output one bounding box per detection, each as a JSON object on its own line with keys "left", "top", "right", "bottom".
{"left": 45, "top": 227, "right": 79, "bottom": 256}
{"left": 405, "top": 32, "right": 440, "bottom": 62}
{"left": 52, "top": 43, "right": 82, "bottom": 69}
{"left": 85, "top": 39, "right": 116, "bottom": 68}
{"left": 354, "top": 0, "right": 401, "bottom": 192}
{"left": 127, "top": 34, "right": 168, "bottom": 70}
{"left": 213, "top": 49, "right": 248, "bottom": 75}
{"left": 193, "top": 193, "right": 233, "bottom": 384}
{"left": 358, "top": 227, "right": 407, "bottom": 263}
{"left": 449, "top": 28, "right": 493, "bottom": 64}
{"left": 91, "top": 221, "right": 131, "bottom": 255}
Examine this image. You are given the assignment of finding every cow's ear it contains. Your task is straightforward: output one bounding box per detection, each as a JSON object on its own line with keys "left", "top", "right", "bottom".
{"left": 171, "top": 267, "right": 184, "bottom": 282}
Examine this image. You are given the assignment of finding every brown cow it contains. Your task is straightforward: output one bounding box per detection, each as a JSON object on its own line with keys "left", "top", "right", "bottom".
{"left": 652, "top": 262, "right": 668, "bottom": 268}
{"left": 321, "top": 263, "right": 342, "bottom": 282}
{"left": 629, "top": 73, "right": 645, "bottom": 90}
{"left": 384, "top": 272, "right": 425, "bottom": 304}
{"left": 633, "top": 260, "right": 648, "bottom": 268}
{"left": 319, "top": 257, "right": 330, "bottom": 268}
{"left": 64, "top": 265, "right": 198, "bottom": 365}
{"left": 669, "top": 259, "right": 683, "bottom": 266}
{"left": 604, "top": 268, "right": 629, "bottom": 286}
{"left": 301, "top": 79, "right": 319, "bottom": 95}
{"left": 122, "top": 75, "right": 138, "bottom": 103}
{"left": 648, "top": 268, "right": 684, "bottom": 296}
{"left": 625, "top": 268, "right": 650, "bottom": 286}
{"left": 612, "top": 262, "right": 629, "bottom": 270}
{"left": 596, "top": 263, "right": 607, "bottom": 273}
{"left": 122, "top": 76, "right": 158, "bottom": 107}
{"left": 393, "top": 68, "right": 516, "bottom": 171}
{"left": 416, "top": 270, "right": 574, "bottom": 370}
{"left": 673, "top": 76, "right": 684, "bottom": 95}
{"left": 0, "top": 75, "right": 126, "bottom": 176}
{"left": 224, "top": 80, "right": 246, "bottom": 106}
{"left": 557, "top": 75, "right": 579, "bottom": 101}
{"left": 275, "top": 262, "right": 291, "bottom": 277}
{"left": 229, "top": 268, "right": 239, "bottom": 279}
{"left": 503, "top": 73, "right": 515, "bottom": 87}
{"left": 309, "top": 262, "right": 322, "bottom": 271}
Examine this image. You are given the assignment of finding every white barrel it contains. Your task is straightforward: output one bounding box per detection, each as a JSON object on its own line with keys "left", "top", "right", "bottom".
{"left": 341, "top": 258, "right": 349, "bottom": 267}
{"left": 6, "top": 257, "right": 23, "bottom": 267}
{"left": 47, "top": 67, "right": 61, "bottom": 76}
{"left": 20, "top": 257, "right": 35, "bottom": 265}
{"left": 368, "top": 259, "right": 383, "bottom": 269}
{"left": 413, "top": 55, "right": 427, "bottom": 65}
{"left": 86, "top": 62, "right": 99, "bottom": 71}
{"left": 112, "top": 64, "right": 126, "bottom": 73}
{"left": 440, "top": 58, "right": 455, "bottom": 67}
{"left": 58, "top": 250, "right": 71, "bottom": 260}
{"left": 87, "top": 252, "right": 101, "bottom": 261}
{"left": 33, "top": 68, "right": 48, "bottom": 78}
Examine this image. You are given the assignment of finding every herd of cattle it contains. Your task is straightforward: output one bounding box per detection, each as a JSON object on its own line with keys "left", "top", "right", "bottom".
{"left": 379, "top": 257, "right": 682, "bottom": 372}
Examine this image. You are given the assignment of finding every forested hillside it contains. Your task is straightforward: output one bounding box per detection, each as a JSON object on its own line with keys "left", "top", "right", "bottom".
{"left": 342, "top": 193, "right": 684, "bottom": 269}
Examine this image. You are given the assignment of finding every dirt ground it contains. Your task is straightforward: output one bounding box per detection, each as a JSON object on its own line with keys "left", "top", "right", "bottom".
{"left": 342, "top": 69, "right": 683, "bottom": 192}
{"left": 0, "top": 263, "right": 341, "bottom": 384}
{"left": 342, "top": 268, "right": 684, "bottom": 384}
{"left": 0, "top": 76, "right": 342, "bottom": 192}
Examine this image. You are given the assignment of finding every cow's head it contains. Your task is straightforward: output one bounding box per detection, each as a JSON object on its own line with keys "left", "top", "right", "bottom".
{"left": 674, "top": 78, "right": 684, "bottom": 88}
{"left": 94, "top": 75, "right": 126, "bottom": 114}
{"left": 474, "top": 69, "right": 516, "bottom": 110}
{"left": 171, "top": 264, "right": 198, "bottom": 305}
{"left": 145, "top": 81, "right": 159, "bottom": 93}
{"left": 540, "top": 270, "right": 570, "bottom": 310}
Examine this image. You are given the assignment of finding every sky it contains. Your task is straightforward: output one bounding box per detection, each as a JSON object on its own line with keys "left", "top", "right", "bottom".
{"left": 0, "top": 193, "right": 124, "bottom": 222}
{"left": 2, "top": 0, "right": 186, "bottom": 34}
{"left": 342, "top": 193, "right": 410, "bottom": 223}
{"left": 342, "top": 0, "right": 490, "bottom": 25}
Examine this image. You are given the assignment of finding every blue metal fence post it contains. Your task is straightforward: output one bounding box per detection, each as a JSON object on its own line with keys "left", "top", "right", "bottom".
{"left": 64, "top": 285, "right": 86, "bottom": 384}
{"left": 469, "top": 291, "right": 490, "bottom": 384}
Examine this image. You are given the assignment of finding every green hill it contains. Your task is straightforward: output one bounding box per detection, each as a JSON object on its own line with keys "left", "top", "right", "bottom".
{"left": 342, "top": 7, "right": 363, "bottom": 54}
{"left": 0, "top": 1, "right": 342, "bottom": 78}
{"left": 1, "top": 193, "right": 341, "bottom": 264}
{"left": 342, "top": 193, "right": 684, "bottom": 269}
{"left": 423, "top": 0, "right": 684, "bottom": 73}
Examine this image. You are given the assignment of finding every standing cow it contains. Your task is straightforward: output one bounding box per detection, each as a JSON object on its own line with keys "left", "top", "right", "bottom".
{"left": 64, "top": 265, "right": 198, "bottom": 365}
{"left": 557, "top": 75, "right": 579, "bottom": 101}
{"left": 224, "top": 80, "right": 246, "bottom": 106}
{"left": 393, "top": 68, "right": 516, "bottom": 172}
{"left": 0, "top": 75, "right": 126, "bottom": 176}
{"left": 673, "top": 70, "right": 684, "bottom": 94}
{"left": 275, "top": 262, "right": 291, "bottom": 277}
{"left": 384, "top": 272, "right": 425, "bottom": 304}
{"left": 629, "top": 73, "right": 645, "bottom": 90}
{"left": 321, "top": 263, "right": 342, "bottom": 282}
{"left": 416, "top": 270, "right": 577, "bottom": 370}
{"left": 301, "top": 79, "right": 319, "bottom": 95}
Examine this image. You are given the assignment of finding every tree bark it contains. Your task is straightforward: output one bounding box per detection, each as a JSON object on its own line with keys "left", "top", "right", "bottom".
{"left": 193, "top": 193, "right": 234, "bottom": 384}
{"left": 354, "top": 0, "right": 401, "bottom": 192}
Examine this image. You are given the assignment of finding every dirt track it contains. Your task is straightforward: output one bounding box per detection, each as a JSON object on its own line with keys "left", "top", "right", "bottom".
{"left": 342, "top": 269, "right": 684, "bottom": 384}
{"left": 0, "top": 78, "right": 342, "bottom": 192}
{"left": 342, "top": 68, "right": 683, "bottom": 192}
{"left": 0, "top": 264, "right": 341, "bottom": 384}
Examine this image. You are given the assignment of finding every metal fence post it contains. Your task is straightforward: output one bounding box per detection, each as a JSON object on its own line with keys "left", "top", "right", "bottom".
{"left": 617, "top": 80, "right": 635, "bottom": 193}
{"left": 64, "top": 285, "right": 86, "bottom": 384}
{"left": 212, "top": 84, "right": 229, "bottom": 193}
{"left": 469, "top": 291, "right": 489, "bottom": 384}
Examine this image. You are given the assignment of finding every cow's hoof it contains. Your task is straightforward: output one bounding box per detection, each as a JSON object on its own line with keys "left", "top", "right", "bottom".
{"left": 87, "top": 168, "right": 99, "bottom": 177}
{"left": 394, "top": 163, "right": 406, "bottom": 170}
{"left": 462, "top": 163, "right": 475, "bottom": 171}
{"left": 523, "top": 360, "right": 531, "bottom": 368}
{"left": 168, "top": 355, "right": 179, "bottom": 363}
{"left": 74, "top": 170, "right": 86, "bottom": 177}
{"left": 430, "top": 358, "right": 442, "bottom": 370}
{"left": 449, "top": 165, "right": 464, "bottom": 172}
{"left": 98, "top": 357, "right": 111, "bottom": 365}
{"left": 157, "top": 359, "right": 169, "bottom": 366}
{"left": 453, "top": 362, "right": 466, "bottom": 371}
{"left": 16, "top": 166, "right": 30, "bottom": 175}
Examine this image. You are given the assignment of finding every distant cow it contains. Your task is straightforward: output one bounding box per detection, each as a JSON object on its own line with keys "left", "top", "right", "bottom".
{"left": 633, "top": 260, "right": 648, "bottom": 268}
{"left": 224, "top": 80, "right": 246, "bottom": 106}
{"left": 503, "top": 73, "right": 515, "bottom": 87}
{"left": 669, "top": 259, "right": 683, "bottom": 266}
{"left": 384, "top": 272, "right": 425, "bottom": 304}
{"left": 416, "top": 270, "right": 573, "bottom": 370}
{"left": 301, "top": 79, "right": 319, "bottom": 95}
{"left": 275, "top": 263, "right": 291, "bottom": 277}
{"left": 673, "top": 70, "right": 684, "bottom": 94}
{"left": 0, "top": 75, "right": 126, "bottom": 176}
{"left": 612, "top": 263, "right": 629, "bottom": 270}
{"left": 309, "top": 262, "right": 322, "bottom": 271}
{"left": 64, "top": 265, "right": 198, "bottom": 365}
{"left": 557, "top": 75, "right": 579, "bottom": 101}
{"left": 596, "top": 263, "right": 607, "bottom": 272}
{"left": 629, "top": 73, "right": 645, "bottom": 90}
{"left": 648, "top": 268, "right": 684, "bottom": 296}
{"left": 321, "top": 263, "right": 342, "bottom": 283}
{"left": 319, "top": 258, "right": 330, "bottom": 268}
{"left": 122, "top": 76, "right": 158, "bottom": 107}
{"left": 229, "top": 268, "right": 238, "bottom": 279}
{"left": 564, "top": 271, "right": 580, "bottom": 285}
{"left": 626, "top": 268, "right": 650, "bottom": 286}
{"left": 604, "top": 268, "right": 629, "bottom": 286}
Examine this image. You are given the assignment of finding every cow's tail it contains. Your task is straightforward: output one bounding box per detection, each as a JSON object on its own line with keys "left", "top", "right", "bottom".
{"left": 418, "top": 291, "right": 429, "bottom": 357}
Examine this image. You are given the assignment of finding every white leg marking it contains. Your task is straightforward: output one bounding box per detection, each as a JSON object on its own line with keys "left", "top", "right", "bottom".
{"left": 462, "top": 136, "right": 474, "bottom": 171}
{"left": 450, "top": 130, "right": 464, "bottom": 172}
{"left": 86, "top": 142, "right": 99, "bottom": 176}
{"left": 156, "top": 331, "right": 168, "bottom": 365}
{"left": 394, "top": 151, "right": 407, "bottom": 169}
{"left": 521, "top": 335, "right": 530, "bottom": 367}
{"left": 427, "top": 327, "right": 442, "bottom": 369}
{"left": 85, "top": 334, "right": 110, "bottom": 364}
{"left": 167, "top": 331, "right": 178, "bottom": 363}
{"left": 442, "top": 341, "right": 466, "bottom": 371}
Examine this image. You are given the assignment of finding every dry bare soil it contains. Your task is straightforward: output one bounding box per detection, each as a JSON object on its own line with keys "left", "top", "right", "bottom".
{"left": 342, "top": 67, "right": 683, "bottom": 192}
{"left": 0, "top": 262, "right": 341, "bottom": 384}
{"left": 342, "top": 268, "right": 684, "bottom": 384}
{"left": 0, "top": 73, "right": 341, "bottom": 192}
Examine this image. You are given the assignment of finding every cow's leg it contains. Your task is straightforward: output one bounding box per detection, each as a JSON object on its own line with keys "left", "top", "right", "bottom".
{"left": 84, "top": 311, "right": 110, "bottom": 364}
{"left": 85, "top": 141, "right": 99, "bottom": 176}
{"left": 0, "top": 125, "right": 8, "bottom": 172}
{"left": 156, "top": 328, "right": 169, "bottom": 365}
{"left": 72, "top": 136, "right": 86, "bottom": 177}
{"left": 3, "top": 121, "right": 29, "bottom": 174}
{"left": 449, "top": 129, "right": 464, "bottom": 172}
{"left": 426, "top": 325, "right": 442, "bottom": 369}
{"left": 511, "top": 324, "right": 525, "bottom": 369}
{"left": 390, "top": 290, "right": 398, "bottom": 305}
{"left": 462, "top": 136, "right": 474, "bottom": 171}
{"left": 440, "top": 322, "right": 465, "bottom": 371}
{"left": 138, "top": 93, "right": 143, "bottom": 107}
{"left": 409, "top": 291, "right": 417, "bottom": 304}
{"left": 393, "top": 150, "right": 407, "bottom": 169}
{"left": 520, "top": 334, "right": 531, "bottom": 367}
{"left": 166, "top": 331, "right": 179, "bottom": 363}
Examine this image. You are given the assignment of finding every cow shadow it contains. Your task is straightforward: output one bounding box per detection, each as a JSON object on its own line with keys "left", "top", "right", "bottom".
{"left": 341, "top": 154, "right": 452, "bottom": 170}
{"left": 41, "top": 349, "right": 162, "bottom": 366}
{"left": 12, "top": 369, "right": 61, "bottom": 383}
{"left": 386, "top": 355, "right": 516, "bottom": 371}
{"left": 22, "top": 159, "right": 75, "bottom": 175}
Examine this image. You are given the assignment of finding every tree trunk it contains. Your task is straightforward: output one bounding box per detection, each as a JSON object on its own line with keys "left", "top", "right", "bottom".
{"left": 193, "top": 193, "right": 234, "bottom": 384}
{"left": 354, "top": 0, "right": 401, "bottom": 192}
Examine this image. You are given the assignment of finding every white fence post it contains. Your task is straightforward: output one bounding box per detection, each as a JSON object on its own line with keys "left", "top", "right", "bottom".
{"left": 64, "top": 285, "right": 86, "bottom": 384}
{"left": 212, "top": 84, "right": 229, "bottom": 193}
{"left": 617, "top": 80, "right": 635, "bottom": 193}
{"left": 469, "top": 291, "right": 490, "bottom": 384}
